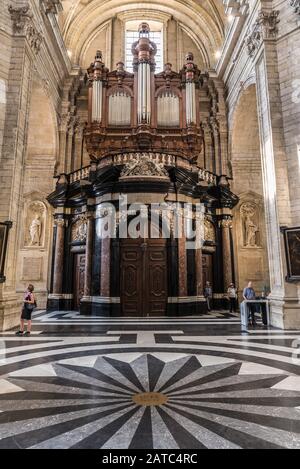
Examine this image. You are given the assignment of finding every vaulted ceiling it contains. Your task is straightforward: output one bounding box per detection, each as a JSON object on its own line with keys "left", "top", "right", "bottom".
{"left": 59, "top": 0, "right": 226, "bottom": 68}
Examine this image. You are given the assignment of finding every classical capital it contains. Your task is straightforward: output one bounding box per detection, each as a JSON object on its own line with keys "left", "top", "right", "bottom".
{"left": 8, "top": 5, "right": 43, "bottom": 54}
{"left": 245, "top": 9, "right": 279, "bottom": 58}
{"left": 8, "top": 5, "right": 32, "bottom": 34}
{"left": 290, "top": 0, "right": 300, "bottom": 16}
{"left": 219, "top": 218, "right": 233, "bottom": 229}
{"left": 54, "top": 218, "right": 66, "bottom": 227}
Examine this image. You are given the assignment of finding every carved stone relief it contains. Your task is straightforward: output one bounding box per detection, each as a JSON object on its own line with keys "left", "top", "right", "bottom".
{"left": 245, "top": 9, "right": 279, "bottom": 58}
{"left": 72, "top": 215, "right": 87, "bottom": 242}
{"left": 290, "top": 0, "right": 300, "bottom": 16}
{"left": 204, "top": 219, "right": 215, "bottom": 242}
{"left": 240, "top": 202, "right": 260, "bottom": 248}
{"left": 120, "top": 154, "right": 169, "bottom": 178}
{"left": 25, "top": 202, "right": 46, "bottom": 248}
{"left": 8, "top": 5, "right": 43, "bottom": 54}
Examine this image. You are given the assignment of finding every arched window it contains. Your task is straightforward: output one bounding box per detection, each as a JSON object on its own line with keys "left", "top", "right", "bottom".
{"left": 125, "top": 21, "right": 163, "bottom": 73}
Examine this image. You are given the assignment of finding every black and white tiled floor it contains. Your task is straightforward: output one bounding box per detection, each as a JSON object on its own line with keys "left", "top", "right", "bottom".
{"left": 0, "top": 310, "right": 300, "bottom": 449}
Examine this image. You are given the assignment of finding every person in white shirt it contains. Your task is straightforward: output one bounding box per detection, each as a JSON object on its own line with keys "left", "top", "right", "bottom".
{"left": 227, "top": 283, "right": 237, "bottom": 313}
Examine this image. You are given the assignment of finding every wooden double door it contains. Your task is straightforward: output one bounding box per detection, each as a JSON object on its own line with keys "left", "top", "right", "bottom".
{"left": 120, "top": 238, "right": 168, "bottom": 316}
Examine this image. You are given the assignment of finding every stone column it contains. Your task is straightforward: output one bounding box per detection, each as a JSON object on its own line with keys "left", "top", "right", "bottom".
{"left": 73, "top": 123, "right": 84, "bottom": 172}
{"left": 211, "top": 117, "right": 221, "bottom": 175}
{"left": 100, "top": 237, "right": 111, "bottom": 297}
{"left": 84, "top": 213, "right": 94, "bottom": 297}
{"left": 202, "top": 119, "right": 215, "bottom": 173}
{"left": 52, "top": 218, "right": 66, "bottom": 294}
{"left": 219, "top": 217, "right": 233, "bottom": 291}
{"left": 247, "top": 7, "right": 299, "bottom": 327}
{"left": 58, "top": 110, "right": 69, "bottom": 174}
{"left": 178, "top": 210, "right": 187, "bottom": 296}
{"left": 0, "top": 6, "right": 36, "bottom": 330}
{"left": 65, "top": 123, "right": 75, "bottom": 174}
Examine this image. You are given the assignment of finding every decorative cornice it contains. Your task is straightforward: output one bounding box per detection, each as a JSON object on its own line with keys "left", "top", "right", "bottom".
{"left": 290, "top": 0, "right": 300, "bottom": 16}
{"left": 8, "top": 5, "right": 43, "bottom": 54}
{"left": 245, "top": 9, "right": 279, "bottom": 58}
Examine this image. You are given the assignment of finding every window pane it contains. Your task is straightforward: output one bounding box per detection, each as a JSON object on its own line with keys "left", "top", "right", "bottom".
{"left": 125, "top": 28, "right": 163, "bottom": 73}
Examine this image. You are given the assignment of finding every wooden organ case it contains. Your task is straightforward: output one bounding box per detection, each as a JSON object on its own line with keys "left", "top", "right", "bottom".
{"left": 47, "top": 23, "right": 239, "bottom": 317}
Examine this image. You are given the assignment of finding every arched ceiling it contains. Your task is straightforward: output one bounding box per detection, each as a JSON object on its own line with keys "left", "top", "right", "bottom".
{"left": 59, "top": 0, "right": 226, "bottom": 69}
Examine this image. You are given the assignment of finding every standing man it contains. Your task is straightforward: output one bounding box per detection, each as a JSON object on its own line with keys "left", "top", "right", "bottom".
{"left": 243, "top": 281, "right": 257, "bottom": 326}
{"left": 227, "top": 283, "right": 238, "bottom": 313}
{"left": 204, "top": 281, "right": 213, "bottom": 312}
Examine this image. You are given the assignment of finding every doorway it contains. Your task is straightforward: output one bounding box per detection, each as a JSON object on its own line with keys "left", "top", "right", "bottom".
{"left": 120, "top": 238, "right": 167, "bottom": 316}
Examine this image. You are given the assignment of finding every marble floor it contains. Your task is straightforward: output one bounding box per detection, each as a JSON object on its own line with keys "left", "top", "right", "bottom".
{"left": 0, "top": 310, "right": 300, "bottom": 449}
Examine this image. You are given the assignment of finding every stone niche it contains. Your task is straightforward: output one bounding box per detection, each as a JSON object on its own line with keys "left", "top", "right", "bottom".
{"left": 24, "top": 201, "right": 46, "bottom": 248}
{"left": 240, "top": 201, "right": 261, "bottom": 248}
{"left": 16, "top": 197, "right": 51, "bottom": 309}
{"left": 233, "top": 192, "right": 270, "bottom": 297}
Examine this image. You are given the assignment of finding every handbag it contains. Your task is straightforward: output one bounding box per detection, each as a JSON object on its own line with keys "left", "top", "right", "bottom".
{"left": 26, "top": 298, "right": 37, "bottom": 311}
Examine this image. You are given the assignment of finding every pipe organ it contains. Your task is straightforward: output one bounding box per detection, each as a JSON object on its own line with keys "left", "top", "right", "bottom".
{"left": 48, "top": 23, "right": 238, "bottom": 318}
{"left": 86, "top": 22, "right": 206, "bottom": 158}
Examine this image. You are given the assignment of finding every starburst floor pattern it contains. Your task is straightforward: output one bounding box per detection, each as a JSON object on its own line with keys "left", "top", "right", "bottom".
{"left": 1, "top": 353, "right": 300, "bottom": 449}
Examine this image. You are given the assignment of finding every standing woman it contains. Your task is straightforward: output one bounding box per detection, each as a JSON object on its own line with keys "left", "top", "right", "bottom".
{"left": 15, "top": 284, "right": 36, "bottom": 336}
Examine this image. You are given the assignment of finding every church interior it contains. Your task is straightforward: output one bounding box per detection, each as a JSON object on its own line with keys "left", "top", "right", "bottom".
{"left": 0, "top": 0, "right": 300, "bottom": 450}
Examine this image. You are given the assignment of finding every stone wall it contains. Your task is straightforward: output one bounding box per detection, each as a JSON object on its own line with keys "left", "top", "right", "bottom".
{"left": 220, "top": 0, "right": 300, "bottom": 328}
{"left": 0, "top": 0, "right": 70, "bottom": 330}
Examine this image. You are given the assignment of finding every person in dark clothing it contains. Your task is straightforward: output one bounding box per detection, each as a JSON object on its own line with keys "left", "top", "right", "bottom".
{"left": 15, "top": 284, "right": 36, "bottom": 336}
{"left": 243, "top": 281, "right": 257, "bottom": 326}
{"left": 204, "top": 281, "right": 213, "bottom": 312}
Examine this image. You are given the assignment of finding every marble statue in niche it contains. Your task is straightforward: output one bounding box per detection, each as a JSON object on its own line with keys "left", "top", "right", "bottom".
{"left": 29, "top": 214, "right": 42, "bottom": 246}
{"left": 25, "top": 202, "right": 46, "bottom": 247}
{"left": 241, "top": 202, "right": 260, "bottom": 247}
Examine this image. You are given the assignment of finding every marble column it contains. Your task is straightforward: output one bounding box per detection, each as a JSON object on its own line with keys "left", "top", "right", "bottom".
{"left": 178, "top": 212, "right": 187, "bottom": 297}
{"left": 100, "top": 237, "right": 111, "bottom": 297}
{"left": 52, "top": 218, "right": 66, "bottom": 294}
{"left": 84, "top": 213, "right": 94, "bottom": 297}
{"left": 220, "top": 218, "right": 233, "bottom": 291}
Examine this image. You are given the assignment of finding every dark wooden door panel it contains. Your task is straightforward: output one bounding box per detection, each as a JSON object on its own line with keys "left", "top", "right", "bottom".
{"left": 120, "top": 240, "right": 142, "bottom": 316}
{"left": 202, "top": 253, "right": 213, "bottom": 291}
{"left": 121, "top": 239, "right": 167, "bottom": 316}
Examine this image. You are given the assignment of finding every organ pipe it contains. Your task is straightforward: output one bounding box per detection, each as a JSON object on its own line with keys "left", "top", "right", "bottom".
{"left": 138, "top": 62, "right": 151, "bottom": 124}
{"left": 92, "top": 80, "right": 103, "bottom": 123}
{"left": 157, "top": 91, "right": 180, "bottom": 127}
{"left": 186, "top": 82, "right": 196, "bottom": 125}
